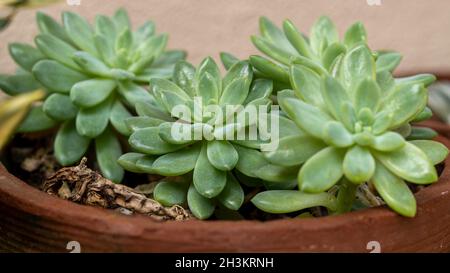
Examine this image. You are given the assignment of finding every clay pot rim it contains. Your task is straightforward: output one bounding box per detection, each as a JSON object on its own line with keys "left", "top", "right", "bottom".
{"left": 1, "top": 128, "right": 450, "bottom": 236}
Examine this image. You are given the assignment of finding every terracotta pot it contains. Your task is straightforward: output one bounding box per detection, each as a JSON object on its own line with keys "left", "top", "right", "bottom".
{"left": 1, "top": 126, "right": 450, "bottom": 253}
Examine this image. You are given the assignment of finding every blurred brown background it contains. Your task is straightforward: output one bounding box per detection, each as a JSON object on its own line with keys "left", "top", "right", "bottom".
{"left": 1, "top": 0, "right": 450, "bottom": 74}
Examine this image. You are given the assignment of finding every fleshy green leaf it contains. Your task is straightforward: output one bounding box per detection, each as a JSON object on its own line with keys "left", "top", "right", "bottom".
{"left": 310, "top": 16, "right": 339, "bottom": 56}
{"left": 196, "top": 57, "right": 221, "bottom": 94}
{"left": 125, "top": 116, "right": 165, "bottom": 131}
{"left": 372, "top": 161, "right": 416, "bottom": 217}
{"left": 118, "top": 81, "right": 155, "bottom": 107}
{"left": 220, "top": 52, "right": 239, "bottom": 70}
{"left": 412, "top": 107, "right": 433, "bottom": 123}
{"left": 322, "top": 121, "right": 354, "bottom": 148}
{"left": 96, "top": 128, "right": 124, "bottom": 182}
{"left": 282, "top": 19, "right": 313, "bottom": 59}
{"left": 382, "top": 84, "right": 427, "bottom": 129}
{"left": 110, "top": 100, "right": 132, "bottom": 136}
{"left": 264, "top": 135, "right": 325, "bottom": 166}
{"left": 35, "top": 34, "right": 79, "bottom": 70}
{"left": 76, "top": 97, "right": 113, "bottom": 138}
{"left": 129, "top": 127, "right": 185, "bottom": 155}
{"left": 151, "top": 144, "right": 201, "bottom": 176}
{"left": 343, "top": 146, "right": 375, "bottom": 184}
{"left": 62, "top": 11, "right": 98, "bottom": 55}
{"left": 217, "top": 173, "right": 244, "bottom": 210}
{"left": 207, "top": 140, "right": 239, "bottom": 171}
{"left": 9, "top": 43, "right": 44, "bottom": 72}
{"left": 234, "top": 145, "right": 268, "bottom": 177}
{"left": 187, "top": 184, "right": 215, "bottom": 220}
{"left": 290, "top": 64, "right": 324, "bottom": 108}
{"left": 173, "top": 61, "right": 196, "bottom": 97}
{"left": 374, "top": 142, "right": 437, "bottom": 184}
{"left": 251, "top": 190, "right": 337, "bottom": 214}
{"left": 354, "top": 78, "right": 380, "bottom": 112}
{"left": 339, "top": 44, "right": 375, "bottom": 94}
{"left": 245, "top": 79, "right": 273, "bottom": 104}
{"left": 407, "top": 127, "right": 438, "bottom": 140}
{"left": 73, "top": 51, "right": 111, "bottom": 77}
{"left": 255, "top": 164, "right": 298, "bottom": 183}
{"left": 376, "top": 51, "right": 402, "bottom": 73}
{"left": 299, "top": 147, "right": 344, "bottom": 192}
{"left": 17, "top": 105, "right": 57, "bottom": 133}
{"left": 219, "top": 77, "right": 251, "bottom": 106}
{"left": 33, "top": 60, "right": 88, "bottom": 93}
{"left": 113, "top": 8, "right": 131, "bottom": 33}
{"left": 70, "top": 79, "right": 116, "bottom": 108}
{"left": 249, "top": 55, "right": 289, "bottom": 84}
{"left": 410, "top": 140, "right": 448, "bottom": 165}
{"left": 117, "top": 152, "right": 146, "bottom": 173}
{"left": 134, "top": 101, "right": 172, "bottom": 121}
{"left": 395, "top": 74, "right": 436, "bottom": 87}
{"left": 251, "top": 35, "right": 292, "bottom": 65}
{"left": 372, "top": 132, "right": 405, "bottom": 152}
{"left": 43, "top": 93, "right": 78, "bottom": 121}
{"left": 36, "top": 12, "right": 72, "bottom": 45}
{"left": 0, "top": 73, "right": 40, "bottom": 95}
{"left": 259, "top": 17, "right": 297, "bottom": 55}
{"left": 343, "top": 22, "right": 367, "bottom": 48}
{"left": 281, "top": 97, "right": 333, "bottom": 139}
{"left": 321, "top": 76, "right": 350, "bottom": 121}
{"left": 154, "top": 180, "right": 189, "bottom": 206}
{"left": 54, "top": 120, "right": 90, "bottom": 166}
{"left": 193, "top": 143, "right": 227, "bottom": 198}
{"left": 322, "top": 43, "right": 346, "bottom": 71}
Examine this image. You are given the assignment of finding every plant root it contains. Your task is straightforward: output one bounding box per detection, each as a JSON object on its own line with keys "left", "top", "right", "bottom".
{"left": 42, "top": 158, "right": 192, "bottom": 221}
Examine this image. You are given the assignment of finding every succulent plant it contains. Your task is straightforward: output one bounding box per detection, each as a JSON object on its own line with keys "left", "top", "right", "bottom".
{"left": 118, "top": 57, "right": 279, "bottom": 219}
{"left": 0, "top": 8, "right": 185, "bottom": 182}
{"left": 248, "top": 16, "right": 405, "bottom": 91}
{"left": 252, "top": 43, "right": 448, "bottom": 217}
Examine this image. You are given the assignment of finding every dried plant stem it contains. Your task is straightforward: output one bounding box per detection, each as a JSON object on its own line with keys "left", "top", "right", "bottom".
{"left": 42, "top": 158, "right": 192, "bottom": 221}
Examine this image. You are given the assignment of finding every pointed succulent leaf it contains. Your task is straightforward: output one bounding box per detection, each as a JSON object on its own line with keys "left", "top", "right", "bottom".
{"left": 382, "top": 84, "right": 427, "bottom": 129}
{"left": 125, "top": 116, "right": 165, "bottom": 131}
{"left": 234, "top": 145, "right": 268, "bottom": 178}
{"left": 259, "top": 17, "right": 297, "bottom": 55}
{"left": 282, "top": 19, "right": 314, "bottom": 59}
{"left": 117, "top": 82, "right": 155, "bottom": 107}
{"left": 62, "top": 11, "right": 98, "bottom": 55}
{"left": 321, "top": 76, "right": 351, "bottom": 121}
{"left": 376, "top": 51, "right": 402, "bottom": 73}
{"left": 76, "top": 97, "right": 113, "bottom": 138}
{"left": 158, "top": 122, "right": 198, "bottom": 145}
{"left": 376, "top": 70, "right": 396, "bottom": 94}
{"left": 43, "top": 93, "right": 78, "bottom": 121}
{"left": 117, "top": 152, "right": 146, "bottom": 173}
{"left": 290, "top": 64, "right": 324, "bottom": 108}
{"left": 219, "top": 77, "right": 250, "bottom": 106}
{"left": 73, "top": 51, "right": 112, "bottom": 77}
{"left": 354, "top": 78, "right": 380, "bottom": 112}
{"left": 412, "top": 107, "right": 433, "bottom": 123}
{"left": 193, "top": 143, "right": 227, "bottom": 198}
{"left": 115, "top": 28, "right": 133, "bottom": 53}
{"left": 94, "top": 15, "right": 117, "bottom": 45}
{"left": 223, "top": 61, "right": 253, "bottom": 91}
{"left": 196, "top": 57, "right": 221, "bottom": 93}
{"left": 310, "top": 16, "right": 339, "bottom": 55}
{"left": 9, "top": 43, "right": 44, "bottom": 71}
{"left": 152, "top": 50, "right": 186, "bottom": 68}
{"left": 339, "top": 44, "right": 375, "bottom": 94}
{"left": 410, "top": 140, "right": 448, "bottom": 165}
{"left": 217, "top": 173, "right": 244, "bottom": 211}
{"left": 251, "top": 190, "right": 337, "bottom": 214}
{"left": 96, "top": 128, "right": 124, "bottom": 182}
{"left": 372, "top": 161, "right": 416, "bottom": 217}
{"left": 151, "top": 144, "right": 201, "bottom": 176}
{"left": 113, "top": 8, "right": 131, "bottom": 33}
{"left": 0, "top": 73, "right": 40, "bottom": 95}
{"left": 372, "top": 132, "right": 405, "bottom": 152}
{"left": 322, "top": 42, "right": 346, "bottom": 71}
{"left": 343, "top": 22, "right": 367, "bottom": 48}
{"left": 70, "top": 79, "right": 116, "bottom": 108}
{"left": 187, "top": 184, "right": 215, "bottom": 220}
{"left": 249, "top": 55, "right": 289, "bottom": 84}
{"left": 298, "top": 147, "right": 344, "bottom": 193}
{"left": 206, "top": 140, "right": 239, "bottom": 171}
{"left": 129, "top": 127, "right": 185, "bottom": 154}
{"left": 281, "top": 98, "right": 333, "bottom": 139}
{"left": 154, "top": 180, "right": 189, "bottom": 206}
{"left": 374, "top": 142, "right": 437, "bottom": 184}
{"left": 151, "top": 78, "right": 191, "bottom": 101}
{"left": 255, "top": 164, "right": 298, "bottom": 183}
{"left": 110, "top": 100, "right": 132, "bottom": 136}
{"left": 343, "top": 146, "right": 375, "bottom": 184}
{"left": 372, "top": 111, "right": 393, "bottom": 135}
{"left": 291, "top": 55, "right": 328, "bottom": 75}
{"left": 17, "top": 105, "right": 57, "bottom": 133}
{"left": 36, "top": 12, "right": 72, "bottom": 44}
{"left": 173, "top": 61, "right": 196, "bottom": 97}
{"left": 339, "top": 101, "right": 357, "bottom": 132}
{"left": 220, "top": 52, "right": 239, "bottom": 70}
{"left": 35, "top": 34, "right": 79, "bottom": 70}
{"left": 134, "top": 101, "right": 172, "bottom": 121}
{"left": 54, "top": 121, "right": 90, "bottom": 166}
{"left": 197, "top": 72, "right": 219, "bottom": 105}
{"left": 322, "top": 121, "right": 354, "bottom": 147}
{"left": 251, "top": 35, "right": 292, "bottom": 65}
{"left": 244, "top": 79, "right": 273, "bottom": 104}
{"left": 407, "top": 127, "right": 438, "bottom": 141}
{"left": 395, "top": 74, "right": 436, "bottom": 87}
{"left": 33, "top": 60, "right": 88, "bottom": 93}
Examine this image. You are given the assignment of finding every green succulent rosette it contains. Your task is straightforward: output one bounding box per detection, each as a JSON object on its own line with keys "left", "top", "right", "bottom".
{"left": 118, "top": 57, "right": 280, "bottom": 219}
{"left": 253, "top": 44, "right": 448, "bottom": 217}
{"left": 1, "top": 8, "right": 185, "bottom": 182}
{"left": 248, "top": 16, "right": 406, "bottom": 92}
